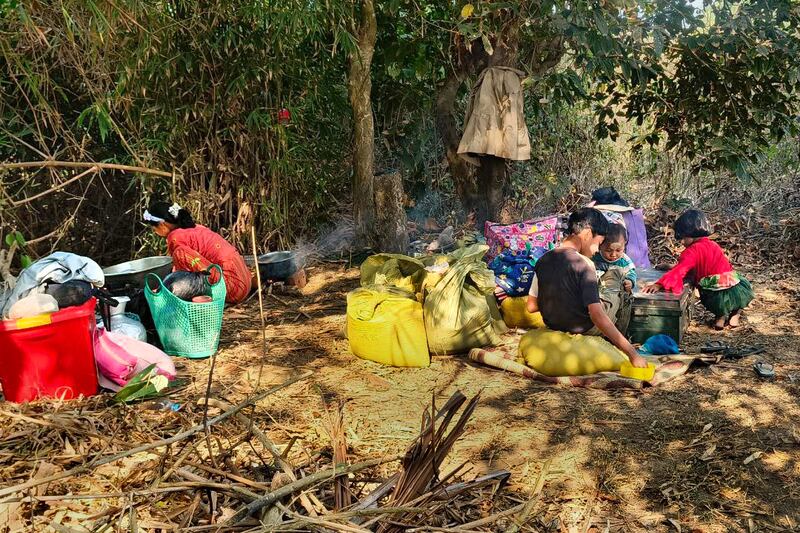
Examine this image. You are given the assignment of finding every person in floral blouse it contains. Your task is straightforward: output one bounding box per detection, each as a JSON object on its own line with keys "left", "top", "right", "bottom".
{"left": 643, "top": 209, "right": 754, "bottom": 330}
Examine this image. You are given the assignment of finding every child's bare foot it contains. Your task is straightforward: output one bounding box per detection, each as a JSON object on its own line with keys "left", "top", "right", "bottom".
{"left": 713, "top": 316, "right": 727, "bottom": 330}
{"left": 729, "top": 310, "right": 742, "bottom": 328}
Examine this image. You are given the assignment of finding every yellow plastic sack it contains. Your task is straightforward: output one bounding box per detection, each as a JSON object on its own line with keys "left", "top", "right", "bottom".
{"left": 500, "top": 297, "right": 545, "bottom": 329}
{"left": 346, "top": 288, "right": 430, "bottom": 367}
{"left": 517, "top": 328, "right": 627, "bottom": 376}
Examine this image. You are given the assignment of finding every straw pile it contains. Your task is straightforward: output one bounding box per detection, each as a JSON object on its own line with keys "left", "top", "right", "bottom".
{"left": 0, "top": 386, "right": 527, "bottom": 532}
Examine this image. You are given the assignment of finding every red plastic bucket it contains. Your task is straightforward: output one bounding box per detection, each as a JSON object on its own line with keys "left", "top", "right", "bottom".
{"left": 0, "top": 298, "right": 98, "bottom": 403}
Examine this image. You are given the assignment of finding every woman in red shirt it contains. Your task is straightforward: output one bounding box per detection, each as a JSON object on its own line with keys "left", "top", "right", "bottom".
{"left": 643, "top": 209, "right": 754, "bottom": 329}
{"left": 144, "top": 201, "right": 252, "bottom": 304}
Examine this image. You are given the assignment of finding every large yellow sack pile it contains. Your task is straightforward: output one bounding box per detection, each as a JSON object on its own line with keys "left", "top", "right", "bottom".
{"left": 346, "top": 288, "right": 430, "bottom": 368}
{"left": 517, "top": 328, "right": 627, "bottom": 376}
{"left": 499, "top": 297, "right": 545, "bottom": 329}
{"left": 349, "top": 245, "right": 505, "bottom": 364}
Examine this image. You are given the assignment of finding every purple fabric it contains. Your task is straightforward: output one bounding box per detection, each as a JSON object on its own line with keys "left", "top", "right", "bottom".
{"left": 623, "top": 209, "right": 651, "bottom": 269}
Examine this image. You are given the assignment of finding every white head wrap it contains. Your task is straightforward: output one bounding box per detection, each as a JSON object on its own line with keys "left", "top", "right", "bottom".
{"left": 143, "top": 203, "right": 182, "bottom": 223}
{"left": 143, "top": 210, "right": 164, "bottom": 223}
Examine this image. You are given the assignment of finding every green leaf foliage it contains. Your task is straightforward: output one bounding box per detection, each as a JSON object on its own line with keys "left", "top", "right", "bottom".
{"left": 1, "top": 0, "right": 798, "bottom": 263}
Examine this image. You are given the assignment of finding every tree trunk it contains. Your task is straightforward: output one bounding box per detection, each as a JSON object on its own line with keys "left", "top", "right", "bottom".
{"left": 435, "top": 34, "right": 519, "bottom": 227}
{"left": 476, "top": 155, "right": 507, "bottom": 226}
{"left": 347, "top": 0, "right": 377, "bottom": 248}
{"left": 435, "top": 72, "right": 480, "bottom": 218}
{"left": 373, "top": 171, "right": 409, "bottom": 253}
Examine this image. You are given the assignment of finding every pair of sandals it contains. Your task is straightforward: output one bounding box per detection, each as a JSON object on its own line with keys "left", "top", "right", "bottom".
{"left": 701, "top": 341, "right": 774, "bottom": 378}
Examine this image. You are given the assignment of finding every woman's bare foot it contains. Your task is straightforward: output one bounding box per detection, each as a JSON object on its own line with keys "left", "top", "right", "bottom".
{"left": 729, "top": 310, "right": 742, "bottom": 328}
{"left": 713, "top": 315, "right": 727, "bottom": 330}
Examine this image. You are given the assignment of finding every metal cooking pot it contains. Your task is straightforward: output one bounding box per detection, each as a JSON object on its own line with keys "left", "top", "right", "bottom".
{"left": 103, "top": 256, "right": 173, "bottom": 291}
{"left": 244, "top": 251, "right": 300, "bottom": 281}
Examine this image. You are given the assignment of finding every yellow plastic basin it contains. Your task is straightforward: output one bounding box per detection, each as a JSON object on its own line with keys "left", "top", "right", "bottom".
{"left": 620, "top": 361, "right": 656, "bottom": 381}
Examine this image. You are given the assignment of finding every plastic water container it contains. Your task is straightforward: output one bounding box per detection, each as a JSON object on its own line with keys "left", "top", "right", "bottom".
{"left": 0, "top": 298, "right": 99, "bottom": 402}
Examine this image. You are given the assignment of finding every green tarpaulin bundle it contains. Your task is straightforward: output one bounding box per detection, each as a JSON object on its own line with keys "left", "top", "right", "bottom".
{"left": 423, "top": 244, "right": 506, "bottom": 355}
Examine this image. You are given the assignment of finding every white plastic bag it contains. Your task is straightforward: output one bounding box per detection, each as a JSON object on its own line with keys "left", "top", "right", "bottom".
{"left": 8, "top": 293, "right": 59, "bottom": 319}
{"left": 98, "top": 313, "right": 147, "bottom": 342}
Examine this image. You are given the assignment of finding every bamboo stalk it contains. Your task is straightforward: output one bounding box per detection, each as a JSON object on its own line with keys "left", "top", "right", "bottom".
{"left": 0, "top": 160, "right": 172, "bottom": 177}
{"left": 249, "top": 224, "right": 269, "bottom": 425}
{"left": 0, "top": 371, "right": 312, "bottom": 500}
{"left": 225, "top": 456, "right": 402, "bottom": 524}
{"left": 10, "top": 165, "right": 98, "bottom": 207}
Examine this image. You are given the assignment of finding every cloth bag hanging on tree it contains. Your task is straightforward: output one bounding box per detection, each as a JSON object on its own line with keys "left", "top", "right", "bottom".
{"left": 457, "top": 67, "right": 531, "bottom": 164}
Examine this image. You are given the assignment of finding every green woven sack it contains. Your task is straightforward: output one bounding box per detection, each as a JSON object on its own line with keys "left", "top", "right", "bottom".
{"left": 144, "top": 265, "right": 226, "bottom": 359}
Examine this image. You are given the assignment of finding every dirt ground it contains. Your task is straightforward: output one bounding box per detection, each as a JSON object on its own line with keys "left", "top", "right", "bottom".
{"left": 201, "top": 265, "right": 800, "bottom": 532}
{"left": 2, "top": 264, "right": 799, "bottom": 532}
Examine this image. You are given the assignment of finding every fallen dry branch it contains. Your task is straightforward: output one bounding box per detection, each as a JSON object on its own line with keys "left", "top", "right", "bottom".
{"left": 226, "top": 455, "right": 403, "bottom": 524}
{"left": 8, "top": 165, "right": 99, "bottom": 207}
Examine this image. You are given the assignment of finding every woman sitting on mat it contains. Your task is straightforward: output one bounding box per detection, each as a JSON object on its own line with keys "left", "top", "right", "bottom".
{"left": 144, "top": 201, "right": 251, "bottom": 304}
{"left": 643, "top": 209, "right": 754, "bottom": 330}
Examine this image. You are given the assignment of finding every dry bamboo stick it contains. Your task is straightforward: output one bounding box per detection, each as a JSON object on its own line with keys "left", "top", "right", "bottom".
{"left": 248, "top": 223, "right": 270, "bottom": 433}
{"left": 0, "top": 371, "right": 312, "bottom": 500}
{"left": 0, "top": 160, "right": 172, "bottom": 177}
{"left": 268, "top": 503, "right": 437, "bottom": 533}
{"left": 9, "top": 166, "right": 98, "bottom": 206}
{"left": 275, "top": 503, "right": 371, "bottom": 533}
{"left": 174, "top": 468, "right": 260, "bottom": 501}
{"left": 404, "top": 500, "right": 532, "bottom": 533}
{"left": 352, "top": 472, "right": 400, "bottom": 512}
{"left": 2, "top": 485, "right": 212, "bottom": 504}
{"left": 226, "top": 456, "right": 402, "bottom": 524}
{"left": 502, "top": 459, "right": 550, "bottom": 533}
{"left": 183, "top": 461, "right": 270, "bottom": 491}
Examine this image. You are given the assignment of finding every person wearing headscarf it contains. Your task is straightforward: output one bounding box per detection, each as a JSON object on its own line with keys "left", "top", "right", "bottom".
{"left": 144, "top": 201, "right": 251, "bottom": 304}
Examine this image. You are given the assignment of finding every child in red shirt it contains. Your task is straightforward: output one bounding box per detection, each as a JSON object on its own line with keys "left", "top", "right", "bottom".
{"left": 643, "top": 209, "right": 753, "bottom": 329}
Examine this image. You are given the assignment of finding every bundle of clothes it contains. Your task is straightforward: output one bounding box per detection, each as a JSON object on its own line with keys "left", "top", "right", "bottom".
{"left": 0, "top": 252, "right": 104, "bottom": 320}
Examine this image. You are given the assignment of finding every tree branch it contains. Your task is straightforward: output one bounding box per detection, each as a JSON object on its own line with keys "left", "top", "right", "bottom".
{"left": 10, "top": 166, "right": 98, "bottom": 207}
{"left": 0, "top": 160, "right": 172, "bottom": 178}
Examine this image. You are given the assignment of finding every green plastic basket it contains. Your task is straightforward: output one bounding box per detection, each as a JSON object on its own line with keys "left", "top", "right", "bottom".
{"left": 144, "top": 265, "right": 227, "bottom": 359}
